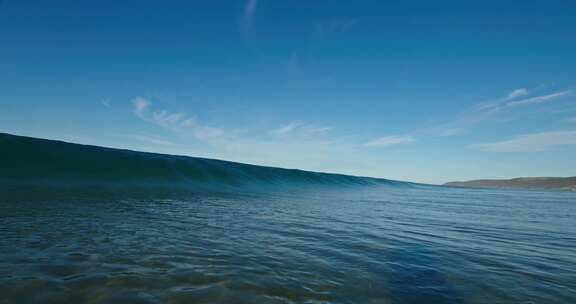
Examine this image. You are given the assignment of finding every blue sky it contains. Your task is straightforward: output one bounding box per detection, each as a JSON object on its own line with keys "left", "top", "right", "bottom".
{"left": 1, "top": 0, "right": 575, "bottom": 184}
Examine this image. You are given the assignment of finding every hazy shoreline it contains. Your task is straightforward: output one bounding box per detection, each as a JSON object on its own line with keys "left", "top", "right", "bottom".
{"left": 445, "top": 177, "right": 576, "bottom": 192}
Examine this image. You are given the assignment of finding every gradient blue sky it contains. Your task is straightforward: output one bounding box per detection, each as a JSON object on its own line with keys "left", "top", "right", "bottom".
{"left": 1, "top": 0, "right": 575, "bottom": 184}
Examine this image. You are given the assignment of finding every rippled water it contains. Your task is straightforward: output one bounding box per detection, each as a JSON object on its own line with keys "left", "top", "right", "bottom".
{"left": 1, "top": 185, "right": 575, "bottom": 303}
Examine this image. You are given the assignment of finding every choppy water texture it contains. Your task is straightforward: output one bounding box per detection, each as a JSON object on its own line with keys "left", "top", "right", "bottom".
{"left": 1, "top": 185, "right": 575, "bottom": 304}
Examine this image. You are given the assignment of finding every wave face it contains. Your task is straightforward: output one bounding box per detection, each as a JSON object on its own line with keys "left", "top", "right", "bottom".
{"left": 0, "top": 133, "right": 409, "bottom": 190}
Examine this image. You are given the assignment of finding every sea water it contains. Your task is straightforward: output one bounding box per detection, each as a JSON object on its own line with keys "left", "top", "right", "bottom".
{"left": 1, "top": 185, "right": 575, "bottom": 303}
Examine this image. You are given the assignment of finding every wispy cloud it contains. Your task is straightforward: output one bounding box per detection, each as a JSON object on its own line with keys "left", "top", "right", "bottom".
{"left": 481, "top": 89, "right": 572, "bottom": 112}
{"left": 505, "top": 90, "right": 572, "bottom": 107}
{"left": 272, "top": 121, "right": 301, "bottom": 137}
{"left": 101, "top": 98, "right": 111, "bottom": 108}
{"left": 132, "top": 97, "right": 151, "bottom": 119}
{"left": 150, "top": 110, "right": 186, "bottom": 129}
{"left": 244, "top": 0, "right": 258, "bottom": 21}
{"left": 181, "top": 118, "right": 225, "bottom": 140}
{"left": 470, "top": 130, "right": 576, "bottom": 152}
{"left": 241, "top": 0, "right": 258, "bottom": 36}
{"left": 271, "top": 121, "right": 333, "bottom": 138}
{"left": 131, "top": 97, "right": 225, "bottom": 141}
{"left": 417, "top": 87, "right": 574, "bottom": 138}
{"left": 365, "top": 135, "right": 415, "bottom": 147}
{"left": 505, "top": 88, "right": 529, "bottom": 101}
{"left": 131, "top": 97, "right": 337, "bottom": 148}
{"left": 126, "top": 96, "right": 369, "bottom": 172}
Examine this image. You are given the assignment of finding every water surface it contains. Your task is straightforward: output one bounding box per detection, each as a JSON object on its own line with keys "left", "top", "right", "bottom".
{"left": 1, "top": 185, "right": 575, "bottom": 303}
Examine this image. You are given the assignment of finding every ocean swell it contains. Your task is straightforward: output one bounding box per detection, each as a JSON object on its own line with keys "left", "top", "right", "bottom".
{"left": 0, "top": 133, "right": 410, "bottom": 191}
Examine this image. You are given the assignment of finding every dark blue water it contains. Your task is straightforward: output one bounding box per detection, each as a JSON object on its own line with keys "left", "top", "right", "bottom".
{"left": 1, "top": 185, "right": 575, "bottom": 303}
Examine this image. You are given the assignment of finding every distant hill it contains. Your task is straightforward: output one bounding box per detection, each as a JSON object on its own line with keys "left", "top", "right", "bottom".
{"left": 445, "top": 177, "right": 576, "bottom": 191}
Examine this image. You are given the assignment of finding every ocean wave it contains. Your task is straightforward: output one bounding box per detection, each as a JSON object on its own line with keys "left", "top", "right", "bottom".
{"left": 0, "top": 133, "right": 410, "bottom": 190}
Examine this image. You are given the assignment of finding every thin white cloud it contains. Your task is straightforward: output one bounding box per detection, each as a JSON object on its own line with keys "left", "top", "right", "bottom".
{"left": 416, "top": 88, "right": 574, "bottom": 138}
{"left": 131, "top": 97, "right": 225, "bottom": 141}
{"left": 244, "top": 0, "right": 258, "bottom": 21}
{"left": 272, "top": 121, "right": 302, "bottom": 137}
{"left": 131, "top": 97, "right": 337, "bottom": 151}
{"left": 470, "top": 130, "right": 576, "bottom": 152}
{"left": 505, "top": 88, "right": 529, "bottom": 101}
{"left": 151, "top": 110, "right": 186, "bottom": 129}
{"left": 132, "top": 97, "right": 151, "bottom": 119}
{"left": 505, "top": 90, "right": 572, "bottom": 107}
{"left": 181, "top": 118, "right": 225, "bottom": 140}
{"left": 486, "top": 90, "right": 572, "bottom": 111}
{"left": 101, "top": 98, "right": 111, "bottom": 108}
{"left": 365, "top": 135, "right": 415, "bottom": 147}
{"left": 307, "top": 126, "right": 334, "bottom": 135}
{"left": 241, "top": 0, "right": 258, "bottom": 36}
{"left": 239, "top": 0, "right": 258, "bottom": 41}
{"left": 271, "top": 121, "right": 333, "bottom": 138}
